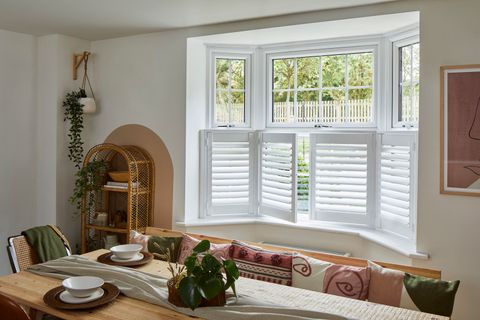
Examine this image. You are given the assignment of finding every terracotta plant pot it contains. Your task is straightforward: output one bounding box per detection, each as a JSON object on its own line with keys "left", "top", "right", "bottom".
{"left": 167, "top": 278, "right": 226, "bottom": 308}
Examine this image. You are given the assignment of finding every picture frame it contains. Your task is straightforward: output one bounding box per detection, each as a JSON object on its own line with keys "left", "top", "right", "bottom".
{"left": 440, "top": 64, "right": 480, "bottom": 196}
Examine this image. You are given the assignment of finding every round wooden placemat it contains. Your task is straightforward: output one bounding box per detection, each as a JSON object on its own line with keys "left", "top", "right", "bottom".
{"left": 43, "top": 283, "right": 120, "bottom": 310}
{"left": 97, "top": 251, "right": 153, "bottom": 267}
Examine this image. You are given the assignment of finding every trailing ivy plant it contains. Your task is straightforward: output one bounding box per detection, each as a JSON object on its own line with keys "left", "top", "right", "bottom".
{"left": 63, "top": 89, "right": 87, "bottom": 169}
{"left": 69, "top": 160, "right": 108, "bottom": 214}
{"left": 178, "top": 240, "right": 240, "bottom": 310}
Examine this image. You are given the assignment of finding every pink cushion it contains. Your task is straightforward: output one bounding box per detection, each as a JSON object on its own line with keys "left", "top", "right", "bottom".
{"left": 323, "top": 264, "right": 371, "bottom": 300}
{"left": 129, "top": 230, "right": 150, "bottom": 252}
{"left": 367, "top": 261, "right": 405, "bottom": 307}
{"left": 230, "top": 240, "right": 293, "bottom": 286}
{"left": 177, "top": 234, "right": 232, "bottom": 264}
{"left": 177, "top": 234, "right": 200, "bottom": 264}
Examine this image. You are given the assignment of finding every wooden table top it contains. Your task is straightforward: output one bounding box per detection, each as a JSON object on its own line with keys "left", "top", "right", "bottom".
{"left": 0, "top": 250, "right": 195, "bottom": 320}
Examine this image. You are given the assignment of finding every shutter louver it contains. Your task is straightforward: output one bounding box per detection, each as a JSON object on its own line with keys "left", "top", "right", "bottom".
{"left": 202, "top": 131, "right": 254, "bottom": 216}
{"left": 310, "top": 133, "right": 374, "bottom": 224}
{"left": 259, "top": 133, "right": 297, "bottom": 222}
{"left": 379, "top": 134, "right": 416, "bottom": 238}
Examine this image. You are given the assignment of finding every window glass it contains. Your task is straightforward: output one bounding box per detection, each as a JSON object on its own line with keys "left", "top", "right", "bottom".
{"left": 215, "top": 58, "right": 246, "bottom": 126}
{"left": 398, "top": 43, "right": 420, "bottom": 124}
{"left": 272, "top": 52, "right": 374, "bottom": 125}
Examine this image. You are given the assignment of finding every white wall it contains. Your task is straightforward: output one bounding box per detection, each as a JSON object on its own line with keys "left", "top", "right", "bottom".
{"left": 36, "top": 34, "right": 91, "bottom": 253}
{"left": 0, "top": 29, "right": 37, "bottom": 275}
{"left": 88, "top": 1, "right": 480, "bottom": 318}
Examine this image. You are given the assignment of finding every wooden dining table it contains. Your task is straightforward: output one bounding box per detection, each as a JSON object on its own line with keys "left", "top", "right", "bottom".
{"left": 0, "top": 249, "right": 195, "bottom": 320}
{"left": 0, "top": 249, "right": 448, "bottom": 320}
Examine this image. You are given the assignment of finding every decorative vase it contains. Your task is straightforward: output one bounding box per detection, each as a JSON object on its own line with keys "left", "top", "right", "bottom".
{"left": 79, "top": 97, "right": 96, "bottom": 114}
{"left": 167, "top": 277, "right": 226, "bottom": 308}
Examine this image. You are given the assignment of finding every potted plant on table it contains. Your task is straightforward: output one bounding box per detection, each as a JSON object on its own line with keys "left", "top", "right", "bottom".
{"left": 167, "top": 240, "right": 240, "bottom": 310}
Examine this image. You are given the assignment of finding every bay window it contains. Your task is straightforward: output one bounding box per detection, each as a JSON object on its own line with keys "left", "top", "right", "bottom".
{"left": 201, "top": 33, "right": 419, "bottom": 241}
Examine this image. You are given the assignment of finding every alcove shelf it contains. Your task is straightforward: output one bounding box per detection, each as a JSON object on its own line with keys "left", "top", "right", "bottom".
{"left": 80, "top": 143, "right": 155, "bottom": 253}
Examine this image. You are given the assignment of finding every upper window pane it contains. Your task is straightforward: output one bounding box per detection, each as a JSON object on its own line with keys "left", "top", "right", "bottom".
{"left": 322, "top": 55, "right": 346, "bottom": 88}
{"left": 348, "top": 53, "right": 373, "bottom": 87}
{"left": 272, "top": 52, "right": 374, "bottom": 126}
{"left": 398, "top": 43, "right": 420, "bottom": 124}
{"left": 214, "top": 58, "right": 246, "bottom": 126}
{"left": 273, "top": 59, "right": 295, "bottom": 90}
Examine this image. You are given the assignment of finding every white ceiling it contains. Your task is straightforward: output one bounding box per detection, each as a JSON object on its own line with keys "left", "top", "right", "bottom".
{"left": 0, "top": 0, "right": 398, "bottom": 40}
{"left": 195, "top": 12, "right": 419, "bottom": 45}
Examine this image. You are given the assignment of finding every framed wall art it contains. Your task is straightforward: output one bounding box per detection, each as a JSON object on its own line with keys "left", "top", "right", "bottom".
{"left": 441, "top": 65, "right": 480, "bottom": 196}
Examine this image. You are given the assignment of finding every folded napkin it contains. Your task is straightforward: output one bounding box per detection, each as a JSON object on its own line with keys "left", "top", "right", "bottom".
{"left": 28, "top": 255, "right": 351, "bottom": 320}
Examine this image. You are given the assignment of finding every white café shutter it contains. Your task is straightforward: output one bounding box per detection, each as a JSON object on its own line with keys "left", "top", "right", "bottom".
{"left": 201, "top": 130, "right": 255, "bottom": 217}
{"left": 310, "top": 133, "right": 375, "bottom": 225}
{"left": 259, "top": 132, "right": 297, "bottom": 222}
{"left": 379, "top": 133, "right": 416, "bottom": 238}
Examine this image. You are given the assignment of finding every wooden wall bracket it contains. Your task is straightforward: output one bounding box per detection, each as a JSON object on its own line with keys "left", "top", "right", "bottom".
{"left": 73, "top": 51, "right": 91, "bottom": 80}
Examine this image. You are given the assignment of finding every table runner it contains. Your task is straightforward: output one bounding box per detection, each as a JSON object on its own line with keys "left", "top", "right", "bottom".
{"left": 28, "top": 255, "right": 350, "bottom": 320}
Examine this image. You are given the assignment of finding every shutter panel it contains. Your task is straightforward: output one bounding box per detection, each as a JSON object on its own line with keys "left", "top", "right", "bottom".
{"left": 259, "top": 132, "right": 297, "bottom": 222}
{"left": 201, "top": 130, "right": 255, "bottom": 216}
{"left": 379, "top": 133, "right": 416, "bottom": 238}
{"left": 310, "top": 133, "right": 374, "bottom": 225}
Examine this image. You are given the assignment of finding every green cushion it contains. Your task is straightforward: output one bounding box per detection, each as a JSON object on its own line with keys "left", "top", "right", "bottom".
{"left": 147, "top": 236, "right": 182, "bottom": 262}
{"left": 404, "top": 273, "right": 460, "bottom": 317}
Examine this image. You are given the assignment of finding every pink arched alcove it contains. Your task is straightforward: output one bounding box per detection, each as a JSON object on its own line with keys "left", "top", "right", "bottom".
{"left": 105, "top": 124, "right": 173, "bottom": 228}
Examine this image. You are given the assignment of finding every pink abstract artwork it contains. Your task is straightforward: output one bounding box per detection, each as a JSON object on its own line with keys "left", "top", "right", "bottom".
{"left": 443, "top": 67, "right": 480, "bottom": 194}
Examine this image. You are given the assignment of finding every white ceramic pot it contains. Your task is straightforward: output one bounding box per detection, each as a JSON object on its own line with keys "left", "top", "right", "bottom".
{"left": 79, "top": 97, "right": 96, "bottom": 114}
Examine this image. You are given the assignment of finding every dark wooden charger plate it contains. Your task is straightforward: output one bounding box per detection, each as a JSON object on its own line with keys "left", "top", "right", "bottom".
{"left": 97, "top": 251, "right": 153, "bottom": 267}
{"left": 43, "top": 283, "right": 120, "bottom": 310}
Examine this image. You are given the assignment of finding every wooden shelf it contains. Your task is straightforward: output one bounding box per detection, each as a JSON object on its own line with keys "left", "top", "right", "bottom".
{"left": 101, "top": 186, "right": 149, "bottom": 194}
{"left": 86, "top": 224, "right": 129, "bottom": 234}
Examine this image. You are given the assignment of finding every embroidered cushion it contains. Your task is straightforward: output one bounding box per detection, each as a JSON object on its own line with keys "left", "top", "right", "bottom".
{"left": 147, "top": 236, "right": 183, "bottom": 262}
{"left": 323, "top": 264, "right": 371, "bottom": 300}
{"left": 292, "top": 254, "right": 332, "bottom": 292}
{"left": 230, "top": 240, "right": 293, "bottom": 286}
{"left": 177, "top": 234, "right": 231, "bottom": 264}
{"left": 129, "top": 230, "right": 150, "bottom": 252}
{"left": 177, "top": 234, "right": 201, "bottom": 264}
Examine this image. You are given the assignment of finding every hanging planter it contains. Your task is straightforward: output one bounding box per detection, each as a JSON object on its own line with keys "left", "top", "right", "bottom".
{"left": 73, "top": 51, "right": 96, "bottom": 114}
{"left": 79, "top": 51, "right": 96, "bottom": 114}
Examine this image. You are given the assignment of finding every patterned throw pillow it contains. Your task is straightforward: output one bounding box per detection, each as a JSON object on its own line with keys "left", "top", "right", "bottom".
{"left": 147, "top": 236, "right": 183, "bottom": 262}
{"left": 230, "top": 240, "right": 293, "bottom": 286}
{"left": 177, "top": 234, "right": 232, "bottom": 264}
{"left": 129, "top": 230, "right": 150, "bottom": 252}
{"left": 292, "top": 254, "right": 332, "bottom": 292}
{"left": 323, "top": 264, "right": 371, "bottom": 300}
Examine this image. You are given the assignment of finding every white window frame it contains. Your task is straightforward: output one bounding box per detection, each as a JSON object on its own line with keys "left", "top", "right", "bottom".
{"left": 265, "top": 43, "right": 379, "bottom": 129}
{"left": 392, "top": 35, "right": 420, "bottom": 128}
{"left": 207, "top": 47, "right": 253, "bottom": 128}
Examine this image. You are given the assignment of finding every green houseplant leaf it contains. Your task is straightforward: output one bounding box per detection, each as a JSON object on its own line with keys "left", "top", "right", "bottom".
{"left": 174, "top": 240, "right": 240, "bottom": 310}
{"left": 178, "top": 277, "right": 202, "bottom": 310}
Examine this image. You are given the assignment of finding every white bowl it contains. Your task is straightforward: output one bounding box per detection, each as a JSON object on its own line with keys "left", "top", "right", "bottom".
{"left": 62, "top": 276, "right": 104, "bottom": 298}
{"left": 110, "top": 244, "right": 143, "bottom": 260}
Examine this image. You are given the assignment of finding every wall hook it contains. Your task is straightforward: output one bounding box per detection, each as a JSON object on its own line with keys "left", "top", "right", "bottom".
{"left": 72, "top": 51, "right": 91, "bottom": 80}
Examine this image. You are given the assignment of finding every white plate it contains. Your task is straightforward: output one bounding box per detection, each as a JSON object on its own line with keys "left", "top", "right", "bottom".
{"left": 110, "top": 252, "right": 144, "bottom": 262}
{"left": 59, "top": 288, "right": 104, "bottom": 304}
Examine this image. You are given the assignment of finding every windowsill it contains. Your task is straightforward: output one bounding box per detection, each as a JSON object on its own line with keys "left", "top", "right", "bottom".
{"left": 177, "top": 216, "right": 429, "bottom": 260}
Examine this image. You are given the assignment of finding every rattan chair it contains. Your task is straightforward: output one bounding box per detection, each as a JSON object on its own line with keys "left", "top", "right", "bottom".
{"left": 7, "top": 230, "right": 71, "bottom": 273}
{"left": 0, "top": 293, "right": 31, "bottom": 320}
